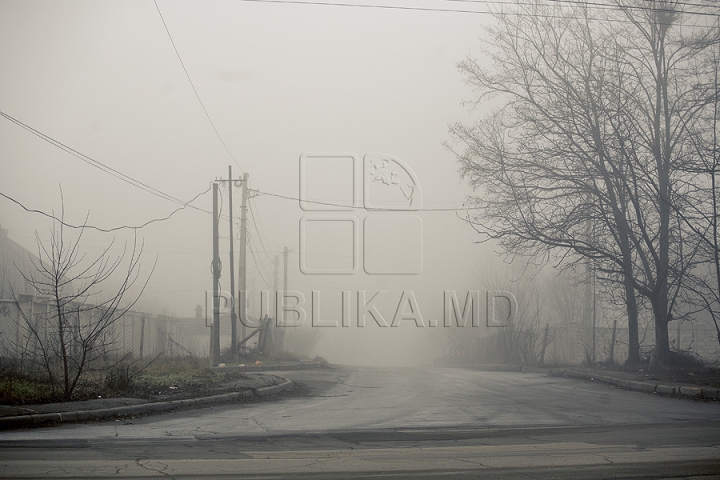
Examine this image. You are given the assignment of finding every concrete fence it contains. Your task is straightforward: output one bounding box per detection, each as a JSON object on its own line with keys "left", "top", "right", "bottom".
{"left": 0, "top": 298, "right": 221, "bottom": 362}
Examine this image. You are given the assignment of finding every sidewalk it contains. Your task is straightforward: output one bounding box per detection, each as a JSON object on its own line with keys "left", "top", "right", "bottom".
{"left": 0, "top": 371, "right": 294, "bottom": 430}
{"left": 456, "top": 364, "right": 720, "bottom": 401}
{"left": 549, "top": 367, "right": 720, "bottom": 400}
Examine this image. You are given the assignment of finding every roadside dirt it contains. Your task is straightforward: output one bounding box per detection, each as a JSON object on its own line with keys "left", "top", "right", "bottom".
{"left": 573, "top": 364, "right": 720, "bottom": 389}
{"left": 0, "top": 373, "right": 286, "bottom": 418}
{"left": 139, "top": 372, "right": 279, "bottom": 402}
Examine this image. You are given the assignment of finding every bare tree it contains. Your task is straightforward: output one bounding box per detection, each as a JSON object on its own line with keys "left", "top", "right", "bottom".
{"left": 674, "top": 22, "right": 720, "bottom": 348}
{"left": 13, "top": 215, "right": 153, "bottom": 400}
{"left": 477, "top": 265, "right": 551, "bottom": 366}
{"left": 449, "top": 1, "right": 718, "bottom": 367}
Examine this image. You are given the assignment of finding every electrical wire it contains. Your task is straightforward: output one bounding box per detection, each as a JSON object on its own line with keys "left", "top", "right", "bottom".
{"left": 248, "top": 201, "right": 277, "bottom": 264}
{"left": 248, "top": 233, "right": 272, "bottom": 287}
{"left": 449, "top": 0, "right": 719, "bottom": 16}
{"left": 249, "top": 198, "right": 278, "bottom": 248}
{"left": 153, "top": 0, "right": 245, "bottom": 173}
{"left": 255, "top": 189, "right": 479, "bottom": 211}
{"left": 237, "top": 0, "right": 492, "bottom": 14}
{"left": 0, "top": 109, "right": 217, "bottom": 217}
{"left": 245, "top": 212, "right": 275, "bottom": 286}
{"left": 235, "top": 0, "right": 720, "bottom": 19}
{"left": 0, "top": 185, "right": 212, "bottom": 232}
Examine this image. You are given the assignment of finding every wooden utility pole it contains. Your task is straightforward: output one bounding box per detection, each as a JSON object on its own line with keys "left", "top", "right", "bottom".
{"left": 211, "top": 182, "right": 221, "bottom": 366}
{"left": 238, "top": 172, "right": 249, "bottom": 348}
{"left": 269, "top": 253, "right": 279, "bottom": 353}
{"left": 216, "top": 168, "right": 245, "bottom": 359}
{"left": 283, "top": 246, "right": 289, "bottom": 297}
{"left": 228, "top": 166, "right": 238, "bottom": 360}
{"left": 279, "top": 246, "right": 288, "bottom": 349}
{"left": 273, "top": 254, "right": 279, "bottom": 317}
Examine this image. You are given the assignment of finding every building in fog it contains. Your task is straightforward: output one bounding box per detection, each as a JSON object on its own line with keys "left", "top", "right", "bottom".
{"left": 0, "top": 224, "right": 39, "bottom": 301}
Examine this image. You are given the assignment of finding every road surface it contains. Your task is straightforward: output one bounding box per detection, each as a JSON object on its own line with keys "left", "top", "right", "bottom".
{"left": 1, "top": 366, "right": 719, "bottom": 478}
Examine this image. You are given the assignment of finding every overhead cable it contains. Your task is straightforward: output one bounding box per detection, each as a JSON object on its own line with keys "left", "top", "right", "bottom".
{"left": 153, "top": 0, "right": 245, "bottom": 173}
{"left": 0, "top": 185, "right": 212, "bottom": 233}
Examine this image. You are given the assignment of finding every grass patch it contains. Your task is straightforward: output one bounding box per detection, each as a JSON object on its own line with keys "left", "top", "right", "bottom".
{"left": 1, "top": 356, "right": 232, "bottom": 404}
{"left": 0, "top": 371, "right": 55, "bottom": 405}
{"left": 104, "top": 356, "right": 237, "bottom": 397}
{"left": 1, "top": 352, "right": 317, "bottom": 404}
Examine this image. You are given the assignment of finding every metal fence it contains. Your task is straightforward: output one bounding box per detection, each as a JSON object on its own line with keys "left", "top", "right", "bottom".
{"left": 0, "top": 298, "right": 217, "bottom": 362}
{"left": 550, "top": 320, "right": 720, "bottom": 366}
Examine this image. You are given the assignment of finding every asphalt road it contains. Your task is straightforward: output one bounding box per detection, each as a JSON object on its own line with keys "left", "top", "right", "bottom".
{"left": 1, "top": 366, "right": 719, "bottom": 479}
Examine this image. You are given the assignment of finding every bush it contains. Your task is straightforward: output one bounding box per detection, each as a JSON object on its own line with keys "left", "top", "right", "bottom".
{"left": 104, "top": 362, "right": 142, "bottom": 392}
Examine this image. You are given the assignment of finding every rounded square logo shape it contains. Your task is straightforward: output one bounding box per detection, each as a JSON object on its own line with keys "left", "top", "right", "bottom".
{"left": 300, "top": 216, "right": 358, "bottom": 275}
{"left": 363, "top": 215, "right": 422, "bottom": 275}
{"left": 299, "top": 153, "right": 359, "bottom": 211}
{"left": 363, "top": 153, "right": 423, "bottom": 210}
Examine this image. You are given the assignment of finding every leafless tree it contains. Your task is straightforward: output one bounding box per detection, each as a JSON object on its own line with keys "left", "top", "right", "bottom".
{"left": 449, "top": 0, "right": 718, "bottom": 367}
{"left": 477, "top": 265, "right": 552, "bottom": 366}
{"left": 674, "top": 24, "right": 720, "bottom": 348}
{"left": 13, "top": 215, "right": 154, "bottom": 400}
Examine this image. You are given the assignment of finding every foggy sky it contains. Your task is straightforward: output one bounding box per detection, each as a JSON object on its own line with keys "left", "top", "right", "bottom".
{"left": 0, "top": 1, "right": 504, "bottom": 365}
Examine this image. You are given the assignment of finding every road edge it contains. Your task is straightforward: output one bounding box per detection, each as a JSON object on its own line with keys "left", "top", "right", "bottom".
{"left": 549, "top": 368, "right": 720, "bottom": 401}
{"left": 0, "top": 376, "right": 294, "bottom": 430}
{"left": 452, "top": 364, "right": 719, "bottom": 401}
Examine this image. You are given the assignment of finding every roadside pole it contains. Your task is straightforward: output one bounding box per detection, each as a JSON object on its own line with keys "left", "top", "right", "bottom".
{"left": 279, "top": 246, "right": 288, "bottom": 350}
{"left": 238, "top": 172, "right": 249, "bottom": 350}
{"left": 273, "top": 253, "right": 279, "bottom": 351}
{"left": 211, "top": 182, "right": 221, "bottom": 366}
{"left": 228, "top": 166, "right": 237, "bottom": 361}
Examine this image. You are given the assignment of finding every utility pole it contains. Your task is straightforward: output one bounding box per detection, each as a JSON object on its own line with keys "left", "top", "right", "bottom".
{"left": 279, "top": 246, "right": 288, "bottom": 350}
{"left": 273, "top": 254, "right": 279, "bottom": 318}
{"left": 216, "top": 168, "right": 246, "bottom": 360}
{"left": 228, "top": 166, "right": 237, "bottom": 360}
{"left": 211, "top": 182, "right": 221, "bottom": 366}
{"left": 238, "top": 172, "right": 249, "bottom": 349}
{"left": 283, "top": 246, "right": 288, "bottom": 298}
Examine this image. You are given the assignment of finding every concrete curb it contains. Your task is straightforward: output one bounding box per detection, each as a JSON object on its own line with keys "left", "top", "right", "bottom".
{"left": 212, "top": 361, "right": 326, "bottom": 373}
{"left": 0, "top": 377, "right": 293, "bottom": 431}
{"left": 550, "top": 368, "right": 720, "bottom": 401}
{"left": 449, "top": 364, "right": 554, "bottom": 374}
{"left": 456, "top": 364, "right": 524, "bottom": 373}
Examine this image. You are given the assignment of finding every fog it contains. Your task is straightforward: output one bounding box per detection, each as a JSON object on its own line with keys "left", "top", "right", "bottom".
{"left": 0, "top": 1, "right": 506, "bottom": 366}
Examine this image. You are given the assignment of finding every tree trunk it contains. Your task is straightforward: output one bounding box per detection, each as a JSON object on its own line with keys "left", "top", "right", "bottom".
{"left": 653, "top": 318, "right": 671, "bottom": 367}
{"left": 538, "top": 324, "right": 550, "bottom": 366}
{"left": 651, "top": 296, "right": 672, "bottom": 367}
{"left": 608, "top": 319, "right": 617, "bottom": 365}
{"left": 624, "top": 275, "right": 641, "bottom": 365}
{"left": 56, "top": 296, "right": 70, "bottom": 399}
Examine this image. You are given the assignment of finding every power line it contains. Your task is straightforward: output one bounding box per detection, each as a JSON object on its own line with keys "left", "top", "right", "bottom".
{"left": 237, "top": 0, "right": 491, "bottom": 14}
{"left": 0, "top": 109, "right": 248, "bottom": 223}
{"left": 236, "top": 0, "right": 720, "bottom": 19}
{"left": 244, "top": 205, "right": 275, "bottom": 286}
{"left": 0, "top": 109, "right": 195, "bottom": 208}
{"left": 153, "top": 0, "right": 245, "bottom": 173}
{"left": 0, "top": 185, "right": 211, "bottom": 233}
{"left": 247, "top": 233, "right": 272, "bottom": 287}
{"left": 248, "top": 200, "right": 278, "bottom": 263}
{"left": 450, "top": 0, "right": 719, "bottom": 16}
{"left": 255, "top": 189, "right": 480, "bottom": 211}
{"left": 0, "top": 109, "right": 219, "bottom": 218}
